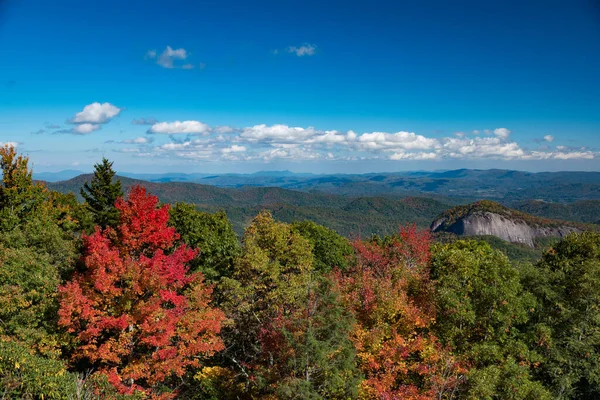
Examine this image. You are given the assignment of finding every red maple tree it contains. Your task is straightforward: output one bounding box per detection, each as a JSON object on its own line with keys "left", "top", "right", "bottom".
{"left": 58, "top": 186, "right": 225, "bottom": 398}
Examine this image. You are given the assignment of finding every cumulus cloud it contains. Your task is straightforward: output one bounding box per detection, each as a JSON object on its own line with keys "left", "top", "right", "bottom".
{"left": 118, "top": 120, "right": 597, "bottom": 163}
{"left": 73, "top": 123, "right": 101, "bottom": 135}
{"left": 357, "top": 131, "right": 440, "bottom": 151}
{"left": 493, "top": 128, "right": 511, "bottom": 139}
{"left": 544, "top": 135, "right": 555, "bottom": 142}
{"left": 148, "top": 120, "right": 211, "bottom": 135}
{"left": 287, "top": 43, "right": 317, "bottom": 56}
{"left": 240, "top": 124, "right": 317, "bottom": 142}
{"left": 71, "top": 102, "right": 121, "bottom": 124}
{"left": 443, "top": 137, "right": 524, "bottom": 159}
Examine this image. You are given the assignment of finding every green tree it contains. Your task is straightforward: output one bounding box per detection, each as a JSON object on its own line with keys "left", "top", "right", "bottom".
{"left": 524, "top": 232, "right": 600, "bottom": 399}
{"left": 0, "top": 147, "right": 80, "bottom": 398}
{"left": 291, "top": 220, "right": 354, "bottom": 273}
{"left": 0, "top": 145, "right": 46, "bottom": 229}
{"left": 218, "top": 212, "right": 359, "bottom": 398}
{"left": 0, "top": 341, "right": 78, "bottom": 399}
{"left": 0, "top": 146, "right": 78, "bottom": 357}
{"left": 430, "top": 240, "right": 550, "bottom": 399}
{"left": 169, "top": 203, "right": 240, "bottom": 282}
{"left": 80, "top": 157, "right": 123, "bottom": 229}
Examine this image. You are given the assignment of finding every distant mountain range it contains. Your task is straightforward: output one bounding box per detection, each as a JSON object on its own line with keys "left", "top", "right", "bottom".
{"left": 41, "top": 170, "right": 600, "bottom": 240}
{"left": 36, "top": 168, "right": 600, "bottom": 203}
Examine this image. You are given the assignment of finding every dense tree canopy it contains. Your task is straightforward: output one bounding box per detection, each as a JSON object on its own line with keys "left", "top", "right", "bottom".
{"left": 523, "top": 231, "right": 600, "bottom": 399}
{"left": 218, "top": 212, "right": 360, "bottom": 398}
{"left": 169, "top": 203, "right": 240, "bottom": 281}
{"left": 0, "top": 148, "right": 599, "bottom": 399}
{"left": 431, "top": 240, "right": 550, "bottom": 399}
{"left": 291, "top": 219, "right": 354, "bottom": 272}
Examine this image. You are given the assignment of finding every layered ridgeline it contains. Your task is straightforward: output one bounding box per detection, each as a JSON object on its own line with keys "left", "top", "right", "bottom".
{"left": 37, "top": 168, "right": 600, "bottom": 202}
{"left": 43, "top": 174, "right": 457, "bottom": 236}
{"left": 431, "top": 200, "right": 589, "bottom": 248}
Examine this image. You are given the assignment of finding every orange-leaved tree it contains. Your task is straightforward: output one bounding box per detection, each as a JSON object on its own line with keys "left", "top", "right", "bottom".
{"left": 334, "top": 226, "right": 465, "bottom": 399}
{"left": 58, "top": 185, "right": 225, "bottom": 398}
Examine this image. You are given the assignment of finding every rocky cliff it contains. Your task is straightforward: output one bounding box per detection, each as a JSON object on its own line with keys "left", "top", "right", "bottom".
{"left": 431, "top": 200, "right": 582, "bottom": 247}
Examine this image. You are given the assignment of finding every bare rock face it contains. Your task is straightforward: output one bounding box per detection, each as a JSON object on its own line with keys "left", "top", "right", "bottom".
{"left": 431, "top": 211, "right": 580, "bottom": 247}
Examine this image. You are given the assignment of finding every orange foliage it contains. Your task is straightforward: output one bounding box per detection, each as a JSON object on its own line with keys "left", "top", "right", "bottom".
{"left": 335, "top": 226, "right": 464, "bottom": 399}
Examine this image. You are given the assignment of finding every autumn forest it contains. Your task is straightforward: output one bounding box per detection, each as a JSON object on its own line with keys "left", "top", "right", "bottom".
{"left": 1, "top": 144, "right": 599, "bottom": 400}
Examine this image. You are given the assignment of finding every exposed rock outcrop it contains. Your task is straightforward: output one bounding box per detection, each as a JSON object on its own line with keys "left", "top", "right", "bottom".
{"left": 431, "top": 200, "right": 582, "bottom": 247}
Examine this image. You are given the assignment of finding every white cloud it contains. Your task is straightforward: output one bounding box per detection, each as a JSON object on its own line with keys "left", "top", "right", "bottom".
{"left": 553, "top": 151, "right": 594, "bottom": 160}
{"left": 124, "top": 121, "right": 598, "bottom": 164}
{"left": 72, "top": 102, "right": 121, "bottom": 124}
{"left": 118, "top": 148, "right": 141, "bottom": 153}
{"left": 73, "top": 123, "right": 101, "bottom": 135}
{"left": 240, "top": 124, "right": 316, "bottom": 142}
{"left": 156, "top": 46, "right": 188, "bottom": 69}
{"left": 122, "top": 137, "right": 151, "bottom": 144}
{"left": 390, "top": 151, "right": 438, "bottom": 160}
{"left": 215, "top": 126, "right": 235, "bottom": 134}
{"left": 145, "top": 49, "right": 157, "bottom": 59}
{"left": 358, "top": 131, "right": 440, "bottom": 151}
{"left": 221, "top": 145, "right": 246, "bottom": 153}
{"left": 443, "top": 136, "right": 524, "bottom": 159}
{"left": 149, "top": 120, "right": 211, "bottom": 135}
{"left": 544, "top": 135, "right": 555, "bottom": 142}
{"left": 493, "top": 128, "right": 511, "bottom": 139}
{"left": 287, "top": 43, "right": 317, "bottom": 56}
{"left": 0, "top": 141, "right": 19, "bottom": 148}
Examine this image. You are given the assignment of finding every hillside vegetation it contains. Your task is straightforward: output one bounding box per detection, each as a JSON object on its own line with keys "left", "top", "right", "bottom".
{"left": 45, "top": 174, "right": 456, "bottom": 236}
{"left": 6, "top": 150, "right": 600, "bottom": 399}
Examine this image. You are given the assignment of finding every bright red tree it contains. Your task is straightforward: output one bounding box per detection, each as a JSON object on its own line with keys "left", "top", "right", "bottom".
{"left": 58, "top": 186, "right": 225, "bottom": 398}
{"left": 334, "top": 226, "right": 464, "bottom": 399}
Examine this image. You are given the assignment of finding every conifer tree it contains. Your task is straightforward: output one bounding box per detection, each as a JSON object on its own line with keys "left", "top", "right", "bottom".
{"left": 80, "top": 157, "right": 123, "bottom": 229}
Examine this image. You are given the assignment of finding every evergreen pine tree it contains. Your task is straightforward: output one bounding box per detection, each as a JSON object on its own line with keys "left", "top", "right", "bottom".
{"left": 80, "top": 158, "right": 123, "bottom": 229}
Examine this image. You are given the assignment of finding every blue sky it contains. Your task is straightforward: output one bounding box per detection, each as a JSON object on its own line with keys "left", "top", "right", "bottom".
{"left": 1, "top": 0, "right": 599, "bottom": 173}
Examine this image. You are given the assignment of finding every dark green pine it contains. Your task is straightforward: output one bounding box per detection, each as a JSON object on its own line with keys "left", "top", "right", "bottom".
{"left": 80, "top": 158, "right": 123, "bottom": 229}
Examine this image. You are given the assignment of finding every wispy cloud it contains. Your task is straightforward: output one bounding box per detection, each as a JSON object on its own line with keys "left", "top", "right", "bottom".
{"left": 287, "top": 43, "right": 317, "bottom": 56}
{"left": 132, "top": 117, "right": 158, "bottom": 125}
{"left": 145, "top": 46, "right": 203, "bottom": 69}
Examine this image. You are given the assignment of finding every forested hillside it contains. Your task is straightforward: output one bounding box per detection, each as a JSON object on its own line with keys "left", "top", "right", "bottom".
{"left": 45, "top": 175, "right": 457, "bottom": 236}
{"left": 4, "top": 147, "right": 600, "bottom": 399}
